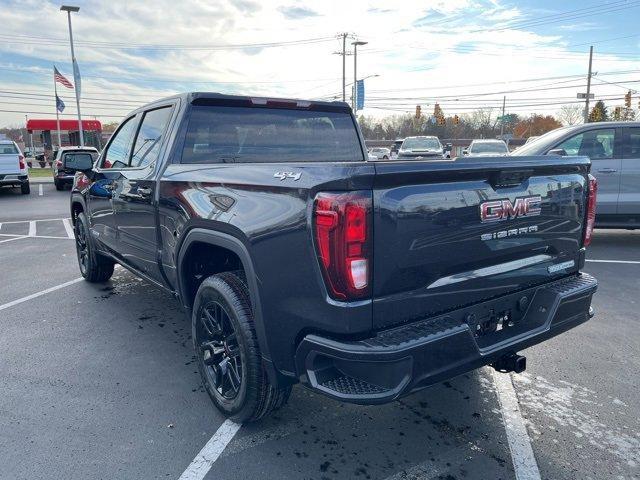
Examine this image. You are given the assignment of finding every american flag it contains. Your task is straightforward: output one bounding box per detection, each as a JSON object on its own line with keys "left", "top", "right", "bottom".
{"left": 54, "top": 66, "right": 73, "bottom": 89}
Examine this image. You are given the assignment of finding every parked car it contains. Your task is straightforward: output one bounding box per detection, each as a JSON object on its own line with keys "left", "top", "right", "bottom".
{"left": 53, "top": 146, "right": 99, "bottom": 190}
{"left": 67, "top": 92, "right": 597, "bottom": 423}
{"left": 511, "top": 121, "right": 640, "bottom": 229}
{"left": 398, "top": 136, "right": 444, "bottom": 159}
{"left": 368, "top": 147, "right": 390, "bottom": 160}
{"left": 463, "top": 139, "right": 509, "bottom": 157}
{"left": 0, "top": 140, "right": 30, "bottom": 194}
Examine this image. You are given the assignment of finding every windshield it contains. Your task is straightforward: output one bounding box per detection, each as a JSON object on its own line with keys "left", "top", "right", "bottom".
{"left": 470, "top": 142, "right": 508, "bottom": 153}
{"left": 182, "top": 106, "right": 364, "bottom": 163}
{"left": 510, "top": 126, "right": 572, "bottom": 156}
{"left": 0, "top": 143, "right": 18, "bottom": 155}
{"left": 401, "top": 138, "right": 441, "bottom": 150}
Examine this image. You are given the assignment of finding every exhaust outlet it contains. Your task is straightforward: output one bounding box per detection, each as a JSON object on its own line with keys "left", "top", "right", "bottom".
{"left": 492, "top": 352, "right": 526, "bottom": 374}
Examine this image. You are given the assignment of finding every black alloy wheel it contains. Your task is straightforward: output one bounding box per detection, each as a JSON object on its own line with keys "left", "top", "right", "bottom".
{"left": 197, "top": 301, "right": 243, "bottom": 400}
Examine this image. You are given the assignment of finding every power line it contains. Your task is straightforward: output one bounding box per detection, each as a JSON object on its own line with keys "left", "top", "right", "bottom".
{"left": 0, "top": 34, "right": 335, "bottom": 51}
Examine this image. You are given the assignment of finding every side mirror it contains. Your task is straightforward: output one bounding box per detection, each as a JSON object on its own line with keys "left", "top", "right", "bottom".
{"left": 64, "top": 153, "right": 94, "bottom": 172}
{"left": 547, "top": 148, "right": 567, "bottom": 156}
{"left": 462, "top": 149, "right": 469, "bottom": 155}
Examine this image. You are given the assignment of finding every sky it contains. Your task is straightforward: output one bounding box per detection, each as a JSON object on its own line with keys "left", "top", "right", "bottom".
{"left": 0, "top": 0, "right": 639, "bottom": 127}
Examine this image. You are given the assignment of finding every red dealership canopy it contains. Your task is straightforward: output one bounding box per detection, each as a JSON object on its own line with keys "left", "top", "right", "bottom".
{"left": 26, "top": 119, "right": 102, "bottom": 132}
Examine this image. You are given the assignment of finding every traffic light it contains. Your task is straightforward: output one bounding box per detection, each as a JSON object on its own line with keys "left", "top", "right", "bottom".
{"left": 614, "top": 106, "right": 622, "bottom": 119}
{"left": 453, "top": 114, "right": 460, "bottom": 125}
{"left": 625, "top": 90, "right": 632, "bottom": 108}
{"left": 415, "top": 105, "right": 422, "bottom": 119}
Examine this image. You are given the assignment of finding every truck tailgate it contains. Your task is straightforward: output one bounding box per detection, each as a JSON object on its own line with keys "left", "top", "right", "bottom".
{"left": 0, "top": 154, "right": 20, "bottom": 175}
{"left": 371, "top": 155, "right": 590, "bottom": 329}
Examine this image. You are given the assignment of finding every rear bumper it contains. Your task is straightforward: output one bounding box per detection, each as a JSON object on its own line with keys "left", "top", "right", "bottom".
{"left": 295, "top": 273, "right": 597, "bottom": 404}
{"left": 54, "top": 174, "right": 75, "bottom": 183}
{"left": 0, "top": 174, "right": 28, "bottom": 186}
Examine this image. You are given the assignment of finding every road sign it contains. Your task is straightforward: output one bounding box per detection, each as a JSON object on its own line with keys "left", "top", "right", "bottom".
{"left": 577, "top": 93, "right": 595, "bottom": 99}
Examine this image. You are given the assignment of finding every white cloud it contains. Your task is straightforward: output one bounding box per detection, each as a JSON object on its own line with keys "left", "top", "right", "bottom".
{"left": 0, "top": 0, "right": 637, "bottom": 126}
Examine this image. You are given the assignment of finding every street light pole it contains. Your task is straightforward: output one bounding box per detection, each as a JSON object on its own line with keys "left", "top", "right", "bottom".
{"left": 61, "top": 5, "right": 84, "bottom": 146}
{"left": 351, "top": 41, "right": 367, "bottom": 111}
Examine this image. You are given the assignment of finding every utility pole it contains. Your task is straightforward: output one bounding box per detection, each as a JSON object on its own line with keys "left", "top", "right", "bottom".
{"left": 61, "top": 5, "right": 84, "bottom": 146}
{"left": 584, "top": 46, "right": 593, "bottom": 123}
{"left": 500, "top": 95, "right": 506, "bottom": 137}
{"left": 341, "top": 33, "right": 347, "bottom": 102}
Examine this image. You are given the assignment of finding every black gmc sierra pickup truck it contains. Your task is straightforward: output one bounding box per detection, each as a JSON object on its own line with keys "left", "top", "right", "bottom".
{"left": 69, "top": 92, "right": 598, "bottom": 422}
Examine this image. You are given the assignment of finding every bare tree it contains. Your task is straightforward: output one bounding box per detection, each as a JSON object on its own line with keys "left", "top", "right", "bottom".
{"left": 557, "top": 105, "right": 583, "bottom": 126}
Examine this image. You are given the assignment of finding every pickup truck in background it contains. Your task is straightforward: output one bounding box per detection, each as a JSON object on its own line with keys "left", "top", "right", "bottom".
{"left": 0, "top": 139, "right": 30, "bottom": 194}
{"left": 68, "top": 93, "right": 598, "bottom": 422}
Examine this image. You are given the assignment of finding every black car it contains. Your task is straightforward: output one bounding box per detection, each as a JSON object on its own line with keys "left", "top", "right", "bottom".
{"left": 53, "top": 147, "right": 99, "bottom": 190}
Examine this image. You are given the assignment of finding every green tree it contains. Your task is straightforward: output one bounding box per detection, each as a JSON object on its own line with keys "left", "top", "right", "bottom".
{"left": 588, "top": 101, "right": 608, "bottom": 122}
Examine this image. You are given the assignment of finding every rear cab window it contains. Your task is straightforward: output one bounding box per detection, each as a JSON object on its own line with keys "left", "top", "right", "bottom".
{"left": 181, "top": 105, "right": 364, "bottom": 164}
{"left": 0, "top": 143, "right": 19, "bottom": 155}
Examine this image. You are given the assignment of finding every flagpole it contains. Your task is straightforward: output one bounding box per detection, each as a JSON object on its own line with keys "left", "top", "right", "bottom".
{"left": 54, "top": 66, "right": 62, "bottom": 148}
{"left": 62, "top": 6, "right": 84, "bottom": 147}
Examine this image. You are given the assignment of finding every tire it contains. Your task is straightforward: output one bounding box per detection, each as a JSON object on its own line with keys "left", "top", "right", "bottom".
{"left": 54, "top": 180, "right": 64, "bottom": 191}
{"left": 74, "top": 212, "right": 115, "bottom": 282}
{"left": 383, "top": 155, "right": 389, "bottom": 160}
{"left": 193, "top": 272, "right": 291, "bottom": 423}
{"left": 20, "top": 182, "right": 30, "bottom": 195}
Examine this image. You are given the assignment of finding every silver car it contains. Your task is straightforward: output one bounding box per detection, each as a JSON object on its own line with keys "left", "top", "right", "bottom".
{"left": 398, "top": 136, "right": 444, "bottom": 160}
{"left": 368, "top": 147, "right": 391, "bottom": 160}
{"left": 511, "top": 121, "right": 640, "bottom": 229}
{"left": 463, "top": 139, "right": 509, "bottom": 157}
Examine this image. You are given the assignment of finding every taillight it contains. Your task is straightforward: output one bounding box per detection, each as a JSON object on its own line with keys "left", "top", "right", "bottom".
{"left": 313, "top": 191, "right": 372, "bottom": 300}
{"left": 583, "top": 174, "right": 598, "bottom": 247}
{"left": 18, "top": 154, "right": 25, "bottom": 170}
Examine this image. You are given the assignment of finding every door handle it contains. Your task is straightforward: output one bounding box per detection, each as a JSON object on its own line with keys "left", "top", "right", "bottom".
{"left": 597, "top": 168, "right": 617, "bottom": 173}
{"left": 137, "top": 187, "right": 152, "bottom": 197}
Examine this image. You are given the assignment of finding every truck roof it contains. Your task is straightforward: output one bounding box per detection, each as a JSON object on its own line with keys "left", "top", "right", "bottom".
{"left": 133, "top": 92, "right": 352, "bottom": 115}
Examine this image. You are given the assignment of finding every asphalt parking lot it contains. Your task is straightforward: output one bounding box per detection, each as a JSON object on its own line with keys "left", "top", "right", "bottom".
{"left": 0, "top": 183, "right": 638, "bottom": 480}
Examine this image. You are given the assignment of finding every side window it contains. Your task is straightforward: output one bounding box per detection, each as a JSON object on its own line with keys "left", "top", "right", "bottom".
{"left": 101, "top": 116, "right": 138, "bottom": 169}
{"left": 556, "top": 133, "right": 582, "bottom": 156}
{"left": 555, "top": 129, "right": 615, "bottom": 159}
{"left": 130, "top": 106, "right": 173, "bottom": 168}
{"left": 626, "top": 128, "right": 640, "bottom": 158}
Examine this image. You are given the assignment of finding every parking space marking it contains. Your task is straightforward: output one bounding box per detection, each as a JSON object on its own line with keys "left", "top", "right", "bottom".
{"left": 28, "top": 221, "right": 36, "bottom": 237}
{"left": 0, "top": 235, "right": 27, "bottom": 244}
{"left": 0, "top": 277, "right": 83, "bottom": 312}
{"left": 62, "top": 218, "right": 75, "bottom": 239}
{"left": 0, "top": 217, "right": 69, "bottom": 224}
{"left": 178, "top": 419, "right": 241, "bottom": 480}
{"left": 38, "top": 184, "right": 43, "bottom": 196}
{"left": 492, "top": 370, "right": 541, "bottom": 480}
{"left": 586, "top": 259, "right": 640, "bottom": 265}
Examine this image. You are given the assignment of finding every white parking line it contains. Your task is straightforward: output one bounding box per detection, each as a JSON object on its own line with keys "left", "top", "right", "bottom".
{"left": 0, "top": 278, "right": 83, "bottom": 312}
{"left": 38, "top": 184, "right": 43, "bottom": 196}
{"left": 0, "top": 217, "right": 69, "bottom": 224}
{"left": 28, "top": 221, "right": 36, "bottom": 237}
{"left": 492, "top": 370, "right": 541, "bottom": 480}
{"left": 586, "top": 259, "right": 640, "bottom": 265}
{"left": 0, "top": 233, "right": 72, "bottom": 240}
{"left": 0, "top": 235, "right": 27, "bottom": 244}
{"left": 178, "top": 419, "right": 241, "bottom": 480}
{"left": 62, "top": 218, "right": 75, "bottom": 239}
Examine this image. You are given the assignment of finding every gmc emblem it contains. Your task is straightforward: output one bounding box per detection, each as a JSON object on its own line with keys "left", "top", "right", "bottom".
{"left": 480, "top": 195, "right": 542, "bottom": 223}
